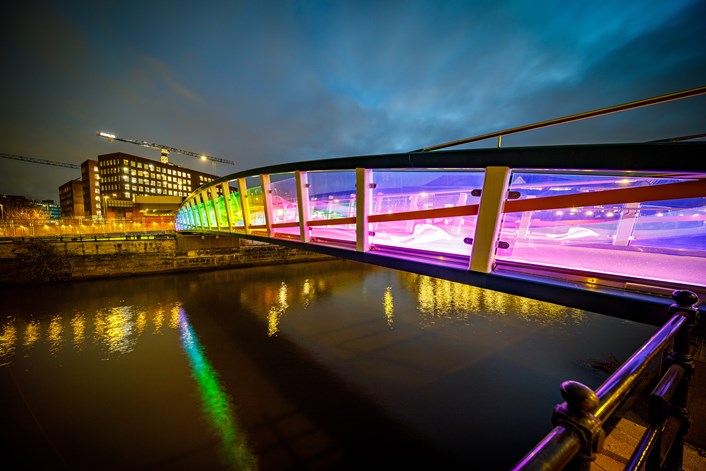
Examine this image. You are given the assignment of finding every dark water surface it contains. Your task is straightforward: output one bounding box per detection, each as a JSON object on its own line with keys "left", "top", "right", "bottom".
{"left": 0, "top": 259, "right": 657, "bottom": 470}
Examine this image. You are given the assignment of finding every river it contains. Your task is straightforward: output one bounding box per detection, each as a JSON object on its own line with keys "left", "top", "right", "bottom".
{"left": 0, "top": 259, "right": 657, "bottom": 470}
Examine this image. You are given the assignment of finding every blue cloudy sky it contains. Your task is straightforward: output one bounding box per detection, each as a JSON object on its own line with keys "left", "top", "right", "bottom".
{"left": 2, "top": 0, "right": 705, "bottom": 202}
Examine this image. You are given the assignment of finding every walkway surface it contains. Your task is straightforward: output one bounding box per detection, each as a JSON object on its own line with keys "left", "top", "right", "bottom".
{"left": 593, "top": 339, "right": 706, "bottom": 470}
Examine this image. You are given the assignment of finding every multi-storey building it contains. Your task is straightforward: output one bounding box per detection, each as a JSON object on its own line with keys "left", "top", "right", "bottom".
{"left": 58, "top": 152, "right": 218, "bottom": 220}
{"left": 59, "top": 179, "right": 85, "bottom": 218}
{"left": 98, "top": 152, "right": 217, "bottom": 218}
{"left": 80, "top": 159, "right": 101, "bottom": 218}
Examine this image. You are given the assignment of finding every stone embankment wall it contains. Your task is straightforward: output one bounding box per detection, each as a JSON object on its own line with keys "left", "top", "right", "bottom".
{"left": 0, "top": 234, "right": 334, "bottom": 284}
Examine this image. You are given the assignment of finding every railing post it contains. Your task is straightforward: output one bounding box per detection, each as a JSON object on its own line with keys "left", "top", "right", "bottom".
{"left": 661, "top": 290, "right": 699, "bottom": 471}
{"left": 356, "top": 168, "right": 371, "bottom": 252}
{"left": 209, "top": 185, "right": 223, "bottom": 229}
{"left": 237, "top": 178, "right": 252, "bottom": 235}
{"left": 260, "top": 174, "right": 274, "bottom": 238}
{"left": 295, "top": 171, "right": 311, "bottom": 243}
{"left": 551, "top": 381, "right": 605, "bottom": 470}
{"left": 220, "top": 182, "right": 235, "bottom": 232}
{"left": 469, "top": 166, "right": 511, "bottom": 273}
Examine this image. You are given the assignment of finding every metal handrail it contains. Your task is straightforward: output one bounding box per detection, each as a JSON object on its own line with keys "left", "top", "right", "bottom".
{"left": 417, "top": 85, "right": 706, "bottom": 152}
{"left": 511, "top": 289, "right": 700, "bottom": 471}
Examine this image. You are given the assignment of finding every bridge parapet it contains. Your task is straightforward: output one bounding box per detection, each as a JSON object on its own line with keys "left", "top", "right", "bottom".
{"left": 176, "top": 142, "right": 706, "bottom": 303}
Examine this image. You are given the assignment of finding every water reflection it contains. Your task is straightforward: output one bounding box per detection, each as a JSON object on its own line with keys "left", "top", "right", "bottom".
{"left": 0, "top": 303, "right": 186, "bottom": 364}
{"left": 178, "top": 307, "right": 256, "bottom": 470}
{"left": 71, "top": 312, "right": 86, "bottom": 349}
{"left": 267, "top": 282, "right": 289, "bottom": 337}
{"left": 383, "top": 286, "right": 394, "bottom": 327}
{"left": 48, "top": 314, "right": 63, "bottom": 354}
{"left": 399, "top": 272, "right": 586, "bottom": 327}
{"left": 0, "top": 299, "right": 256, "bottom": 469}
{"left": 241, "top": 266, "right": 587, "bottom": 337}
{"left": 0, "top": 318, "right": 17, "bottom": 364}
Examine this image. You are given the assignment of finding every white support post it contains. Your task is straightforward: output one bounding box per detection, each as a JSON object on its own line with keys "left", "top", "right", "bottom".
{"left": 237, "top": 178, "right": 251, "bottom": 235}
{"left": 194, "top": 194, "right": 207, "bottom": 229}
{"left": 188, "top": 199, "right": 200, "bottom": 228}
{"left": 356, "top": 168, "right": 371, "bottom": 252}
{"left": 199, "top": 191, "right": 213, "bottom": 229}
{"left": 220, "top": 182, "right": 235, "bottom": 232}
{"left": 613, "top": 202, "right": 640, "bottom": 246}
{"left": 469, "top": 166, "right": 511, "bottom": 273}
{"left": 296, "top": 171, "right": 311, "bottom": 243}
{"left": 516, "top": 196, "right": 535, "bottom": 239}
{"left": 209, "top": 186, "right": 223, "bottom": 229}
{"left": 260, "top": 174, "right": 274, "bottom": 238}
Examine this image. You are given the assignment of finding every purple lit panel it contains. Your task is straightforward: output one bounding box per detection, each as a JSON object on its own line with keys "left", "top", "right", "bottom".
{"left": 371, "top": 220, "right": 474, "bottom": 256}
{"left": 270, "top": 174, "right": 299, "bottom": 224}
{"left": 496, "top": 172, "right": 706, "bottom": 287}
{"left": 306, "top": 171, "right": 356, "bottom": 244}
{"left": 369, "top": 170, "right": 482, "bottom": 256}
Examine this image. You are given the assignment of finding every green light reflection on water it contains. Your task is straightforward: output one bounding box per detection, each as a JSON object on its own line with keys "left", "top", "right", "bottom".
{"left": 177, "top": 306, "right": 256, "bottom": 470}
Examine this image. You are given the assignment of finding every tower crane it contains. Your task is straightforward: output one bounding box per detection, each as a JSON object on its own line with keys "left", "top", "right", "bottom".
{"left": 96, "top": 131, "right": 235, "bottom": 167}
{"left": 0, "top": 152, "right": 80, "bottom": 169}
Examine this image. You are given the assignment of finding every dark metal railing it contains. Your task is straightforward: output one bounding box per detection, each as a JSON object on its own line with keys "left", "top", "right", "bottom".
{"left": 417, "top": 85, "right": 706, "bottom": 151}
{"left": 511, "top": 289, "right": 701, "bottom": 471}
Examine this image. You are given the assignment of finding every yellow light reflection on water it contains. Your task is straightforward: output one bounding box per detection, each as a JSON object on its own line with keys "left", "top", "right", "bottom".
{"left": 94, "top": 306, "right": 136, "bottom": 354}
{"left": 48, "top": 315, "right": 63, "bottom": 354}
{"left": 402, "top": 273, "right": 586, "bottom": 327}
{"left": 169, "top": 305, "right": 180, "bottom": 329}
{"left": 383, "top": 286, "right": 394, "bottom": 327}
{"left": 24, "top": 320, "right": 40, "bottom": 347}
{"left": 71, "top": 312, "right": 85, "bottom": 349}
{"left": 1, "top": 302, "right": 187, "bottom": 364}
{"left": 153, "top": 306, "right": 165, "bottom": 332}
{"left": 135, "top": 311, "right": 147, "bottom": 335}
{"left": 302, "top": 279, "right": 312, "bottom": 307}
{"left": 267, "top": 282, "right": 289, "bottom": 337}
{"left": 0, "top": 318, "right": 17, "bottom": 362}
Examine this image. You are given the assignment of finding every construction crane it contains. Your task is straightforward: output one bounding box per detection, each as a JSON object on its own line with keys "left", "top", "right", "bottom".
{"left": 0, "top": 152, "right": 80, "bottom": 169}
{"left": 96, "top": 131, "right": 235, "bottom": 167}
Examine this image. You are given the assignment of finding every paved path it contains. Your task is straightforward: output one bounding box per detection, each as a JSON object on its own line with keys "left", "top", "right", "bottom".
{"left": 594, "top": 339, "right": 706, "bottom": 470}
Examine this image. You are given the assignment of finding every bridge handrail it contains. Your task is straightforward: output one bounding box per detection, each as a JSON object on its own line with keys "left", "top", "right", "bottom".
{"left": 511, "top": 289, "right": 700, "bottom": 471}
{"left": 416, "top": 85, "right": 706, "bottom": 151}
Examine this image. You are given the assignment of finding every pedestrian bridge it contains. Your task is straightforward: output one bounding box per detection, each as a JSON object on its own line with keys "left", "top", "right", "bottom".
{"left": 175, "top": 140, "right": 706, "bottom": 321}
{"left": 174, "top": 88, "right": 706, "bottom": 470}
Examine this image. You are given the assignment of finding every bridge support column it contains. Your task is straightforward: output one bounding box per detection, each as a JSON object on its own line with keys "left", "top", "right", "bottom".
{"left": 613, "top": 202, "right": 639, "bottom": 246}
{"left": 261, "top": 174, "right": 274, "bottom": 237}
{"left": 209, "top": 186, "right": 223, "bottom": 229}
{"left": 199, "top": 191, "right": 214, "bottom": 230}
{"left": 470, "top": 166, "right": 511, "bottom": 273}
{"left": 296, "top": 171, "right": 311, "bottom": 243}
{"left": 356, "top": 168, "right": 371, "bottom": 252}
{"left": 237, "top": 178, "right": 252, "bottom": 235}
{"left": 220, "top": 182, "right": 235, "bottom": 232}
{"left": 194, "top": 193, "right": 208, "bottom": 230}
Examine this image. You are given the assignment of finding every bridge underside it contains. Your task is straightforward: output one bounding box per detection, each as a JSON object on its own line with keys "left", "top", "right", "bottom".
{"left": 176, "top": 142, "right": 706, "bottom": 323}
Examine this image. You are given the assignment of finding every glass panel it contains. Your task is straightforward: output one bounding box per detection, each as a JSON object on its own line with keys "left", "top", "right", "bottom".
{"left": 246, "top": 184, "right": 265, "bottom": 227}
{"left": 369, "top": 170, "right": 484, "bottom": 256}
{"left": 205, "top": 197, "right": 217, "bottom": 227}
{"left": 270, "top": 173, "right": 300, "bottom": 238}
{"left": 498, "top": 172, "right": 706, "bottom": 287}
{"left": 198, "top": 201, "right": 208, "bottom": 228}
{"left": 227, "top": 187, "right": 245, "bottom": 228}
{"left": 215, "top": 195, "right": 229, "bottom": 229}
{"left": 307, "top": 171, "right": 356, "bottom": 244}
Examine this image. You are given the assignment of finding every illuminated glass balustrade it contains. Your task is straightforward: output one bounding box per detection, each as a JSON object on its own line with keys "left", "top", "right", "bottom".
{"left": 175, "top": 143, "right": 706, "bottom": 296}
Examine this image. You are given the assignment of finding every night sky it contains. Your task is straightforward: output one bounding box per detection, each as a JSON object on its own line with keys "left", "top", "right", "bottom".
{"left": 2, "top": 0, "right": 705, "bottom": 202}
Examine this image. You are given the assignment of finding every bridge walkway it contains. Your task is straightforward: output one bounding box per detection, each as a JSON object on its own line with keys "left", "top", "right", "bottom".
{"left": 595, "top": 339, "right": 705, "bottom": 470}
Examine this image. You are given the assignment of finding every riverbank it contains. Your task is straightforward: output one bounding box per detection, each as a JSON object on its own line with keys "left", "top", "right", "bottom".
{"left": 0, "top": 234, "right": 335, "bottom": 284}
